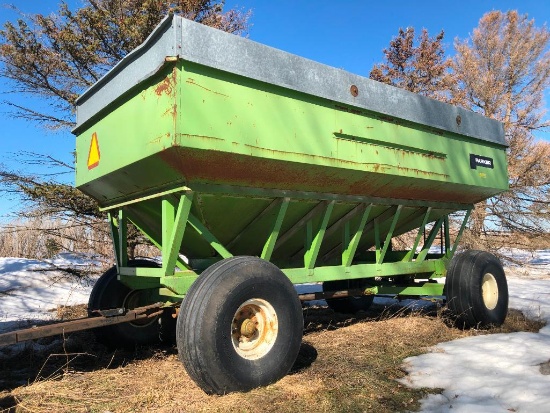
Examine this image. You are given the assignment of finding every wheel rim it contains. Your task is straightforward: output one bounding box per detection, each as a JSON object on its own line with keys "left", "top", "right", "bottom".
{"left": 124, "top": 290, "right": 158, "bottom": 327}
{"left": 231, "top": 298, "right": 278, "bottom": 360}
{"left": 481, "top": 273, "right": 499, "bottom": 310}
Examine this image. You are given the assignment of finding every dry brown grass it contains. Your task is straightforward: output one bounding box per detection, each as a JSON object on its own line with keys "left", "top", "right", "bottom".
{"left": 0, "top": 217, "right": 159, "bottom": 263}
{"left": 55, "top": 304, "right": 88, "bottom": 321}
{"left": 461, "top": 230, "right": 550, "bottom": 252}
{"left": 0, "top": 304, "right": 544, "bottom": 413}
{"left": 0, "top": 217, "right": 110, "bottom": 260}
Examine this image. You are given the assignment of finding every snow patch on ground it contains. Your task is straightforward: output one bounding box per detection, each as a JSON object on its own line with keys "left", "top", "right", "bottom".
{"left": 400, "top": 249, "right": 550, "bottom": 413}
{"left": 0, "top": 254, "right": 100, "bottom": 334}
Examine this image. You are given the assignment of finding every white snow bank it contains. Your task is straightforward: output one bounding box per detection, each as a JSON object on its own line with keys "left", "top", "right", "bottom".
{"left": 0, "top": 255, "right": 100, "bottom": 334}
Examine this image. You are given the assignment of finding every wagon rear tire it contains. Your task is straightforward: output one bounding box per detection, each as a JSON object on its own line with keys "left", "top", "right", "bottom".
{"left": 176, "top": 256, "right": 303, "bottom": 395}
{"left": 88, "top": 259, "right": 166, "bottom": 348}
{"left": 445, "top": 250, "right": 508, "bottom": 328}
{"left": 323, "top": 278, "right": 374, "bottom": 314}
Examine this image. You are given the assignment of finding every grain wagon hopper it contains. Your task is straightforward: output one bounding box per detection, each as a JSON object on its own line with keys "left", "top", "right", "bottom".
{"left": 2, "top": 15, "right": 510, "bottom": 394}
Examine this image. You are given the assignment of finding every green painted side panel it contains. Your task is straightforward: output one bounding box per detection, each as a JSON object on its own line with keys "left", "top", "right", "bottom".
{"left": 76, "top": 63, "right": 182, "bottom": 202}
{"left": 76, "top": 61, "right": 507, "bottom": 208}
{"left": 171, "top": 61, "right": 507, "bottom": 205}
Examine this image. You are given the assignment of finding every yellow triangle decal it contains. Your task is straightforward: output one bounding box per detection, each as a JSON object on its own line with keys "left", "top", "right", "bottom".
{"left": 87, "top": 132, "right": 100, "bottom": 170}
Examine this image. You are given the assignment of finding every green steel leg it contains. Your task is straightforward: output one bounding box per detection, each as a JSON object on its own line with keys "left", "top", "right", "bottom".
{"left": 450, "top": 209, "right": 472, "bottom": 257}
{"left": 372, "top": 205, "right": 400, "bottom": 264}
{"left": 292, "top": 201, "right": 368, "bottom": 262}
{"left": 404, "top": 207, "right": 432, "bottom": 262}
{"left": 343, "top": 222, "right": 350, "bottom": 257}
{"left": 323, "top": 205, "right": 398, "bottom": 262}
{"left": 342, "top": 204, "right": 373, "bottom": 267}
{"left": 161, "top": 193, "right": 193, "bottom": 276}
{"left": 274, "top": 201, "right": 329, "bottom": 251}
{"left": 444, "top": 216, "right": 450, "bottom": 254}
{"left": 324, "top": 202, "right": 369, "bottom": 242}
{"left": 261, "top": 198, "right": 290, "bottom": 261}
{"left": 119, "top": 210, "right": 128, "bottom": 267}
{"left": 416, "top": 218, "right": 444, "bottom": 262}
{"left": 108, "top": 212, "right": 119, "bottom": 267}
{"left": 118, "top": 192, "right": 193, "bottom": 279}
{"left": 378, "top": 205, "right": 403, "bottom": 264}
{"left": 130, "top": 219, "right": 191, "bottom": 271}
{"left": 109, "top": 210, "right": 128, "bottom": 269}
{"left": 304, "top": 201, "right": 335, "bottom": 269}
{"left": 305, "top": 220, "right": 313, "bottom": 258}
{"left": 323, "top": 206, "right": 397, "bottom": 261}
{"left": 228, "top": 197, "right": 288, "bottom": 251}
{"left": 188, "top": 213, "right": 233, "bottom": 259}
{"left": 392, "top": 207, "right": 430, "bottom": 237}
{"left": 374, "top": 217, "right": 381, "bottom": 263}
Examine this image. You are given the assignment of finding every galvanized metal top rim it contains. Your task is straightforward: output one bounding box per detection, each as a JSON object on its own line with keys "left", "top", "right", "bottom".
{"left": 73, "top": 14, "right": 506, "bottom": 147}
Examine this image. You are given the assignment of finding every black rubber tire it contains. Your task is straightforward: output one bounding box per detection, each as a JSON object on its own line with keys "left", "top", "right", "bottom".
{"left": 176, "top": 256, "right": 303, "bottom": 395}
{"left": 445, "top": 250, "right": 508, "bottom": 328}
{"left": 323, "top": 278, "right": 375, "bottom": 314}
{"left": 88, "top": 259, "right": 166, "bottom": 348}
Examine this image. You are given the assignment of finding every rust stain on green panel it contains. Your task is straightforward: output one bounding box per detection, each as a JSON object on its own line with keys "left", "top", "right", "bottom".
{"left": 186, "top": 77, "right": 230, "bottom": 98}
{"left": 154, "top": 65, "right": 178, "bottom": 97}
{"left": 240, "top": 142, "right": 449, "bottom": 180}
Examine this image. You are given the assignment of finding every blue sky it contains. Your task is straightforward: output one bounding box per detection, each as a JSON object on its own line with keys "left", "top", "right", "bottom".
{"left": 0, "top": 0, "right": 548, "bottom": 221}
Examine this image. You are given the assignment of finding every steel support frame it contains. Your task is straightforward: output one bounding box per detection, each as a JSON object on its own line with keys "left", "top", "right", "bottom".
{"left": 104, "top": 186, "right": 473, "bottom": 300}
{"left": 106, "top": 189, "right": 200, "bottom": 299}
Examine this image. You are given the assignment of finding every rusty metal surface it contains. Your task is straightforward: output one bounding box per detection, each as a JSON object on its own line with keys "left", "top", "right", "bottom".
{"left": 298, "top": 288, "right": 372, "bottom": 302}
{"left": 157, "top": 147, "right": 495, "bottom": 205}
{"left": 0, "top": 303, "right": 164, "bottom": 348}
{"left": 231, "top": 298, "right": 278, "bottom": 360}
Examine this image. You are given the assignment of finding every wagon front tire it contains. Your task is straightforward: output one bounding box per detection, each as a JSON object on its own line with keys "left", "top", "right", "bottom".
{"left": 445, "top": 250, "right": 508, "bottom": 328}
{"left": 176, "top": 256, "right": 303, "bottom": 395}
{"left": 88, "top": 259, "right": 165, "bottom": 348}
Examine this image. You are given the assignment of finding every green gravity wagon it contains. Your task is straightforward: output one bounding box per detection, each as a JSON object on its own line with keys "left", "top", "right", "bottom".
{"left": 71, "top": 15, "right": 509, "bottom": 394}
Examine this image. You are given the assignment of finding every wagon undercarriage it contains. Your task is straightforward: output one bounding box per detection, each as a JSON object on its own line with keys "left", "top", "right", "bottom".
{"left": 106, "top": 185, "right": 472, "bottom": 302}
